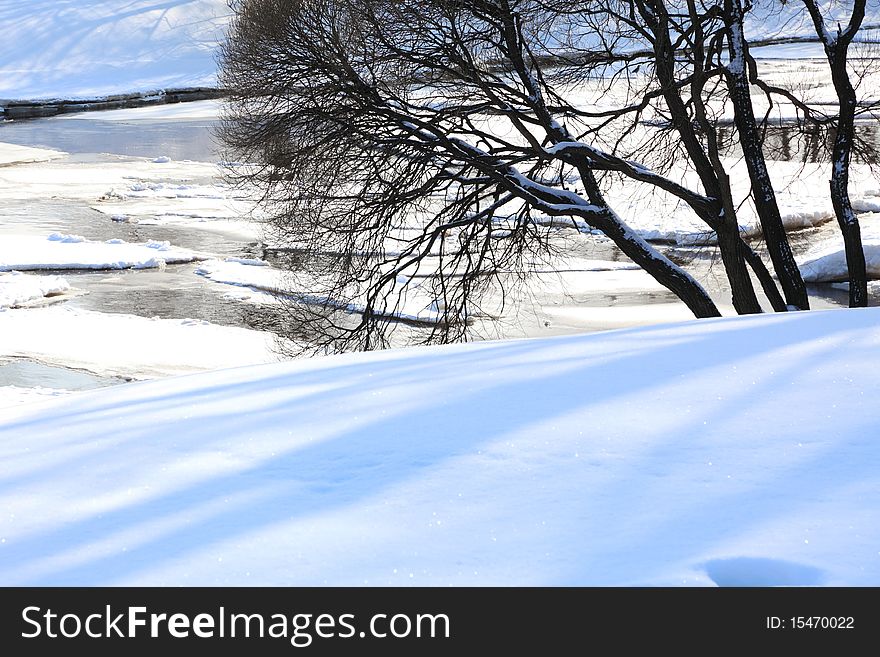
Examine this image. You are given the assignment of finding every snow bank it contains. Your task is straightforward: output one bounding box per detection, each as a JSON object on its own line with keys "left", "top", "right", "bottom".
{"left": 195, "top": 258, "right": 450, "bottom": 323}
{"left": 124, "top": 182, "right": 223, "bottom": 198}
{"left": 56, "top": 100, "right": 223, "bottom": 122}
{"left": 0, "top": 1, "right": 231, "bottom": 101}
{"left": 0, "top": 234, "right": 203, "bottom": 271}
{"left": 194, "top": 257, "right": 649, "bottom": 325}
{"left": 92, "top": 180, "right": 244, "bottom": 222}
{"left": 0, "top": 386, "right": 72, "bottom": 410}
{"left": 799, "top": 242, "right": 880, "bottom": 283}
{"left": 1, "top": 0, "right": 875, "bottom": 104}
{"left": 798, "top": 213, "right": 880, "bottom": 283}
{"left": 89, "top": 178, "right": 258, "bottom": 237}
{"left": 0, "top": 142, "right": 65, "bottom": 166}
{"left": 2, "top": 308, "right": 879, "bottom": 586}
{"left": 194, "top": 258, "right": 284, "bottom": 304}
{"left": 609, "top": 159, "right": 880, "bottom": 245}
{"left": 196, "top": 258, "right": 286, "bottom": 293}
{"left": 0, "top": 306, "right": 281, "bottom": 380}
{"left": 745, "top": 4, "right": 880, "bottom": 44}
{"left": 0, "top": 156, "right": 224, "bottom": 202}
{"left": 0, "top": 154, "right": 258, "bottom": 240}
{"left": 0, "top": 271, "right": 70, "bottom": 308}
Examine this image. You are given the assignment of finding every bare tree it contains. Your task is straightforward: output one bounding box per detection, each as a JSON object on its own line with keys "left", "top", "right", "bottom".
{"left": 626, "top": 0, "right": 780, "bottom": 313}
{"left": 723, "top": 0, "right": 809, "bottom": 309}
{"left": 218, "top": 0, "right": 874, "bottom": 352}
{"left": 219, "top": 0, "right": 721, "bottom": 352}
{"left": 533, "top": 0, "right": 794, "bottom": 313}
{"left": 801, "top": 0, "right": 869, "bottom": 307}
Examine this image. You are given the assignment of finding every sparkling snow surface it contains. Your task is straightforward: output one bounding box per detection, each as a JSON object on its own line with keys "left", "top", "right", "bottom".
{"left": 0, "top": 1, "right": 231, "bottom": 100}
{"left": 1, "top": 309, "right": 879, "bottom": 586}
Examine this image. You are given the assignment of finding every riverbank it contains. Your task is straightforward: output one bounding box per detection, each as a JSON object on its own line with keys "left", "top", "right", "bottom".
{"left": 1, "top": 87, "right": 224, "bottom": 120}
{"left": 2, "top": 108, "right": 879, "bottom": 387}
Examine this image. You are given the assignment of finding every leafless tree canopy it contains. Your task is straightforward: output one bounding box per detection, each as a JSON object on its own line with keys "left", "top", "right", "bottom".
{"left": 219, "top": 0, "right": 877, "bottom": 353}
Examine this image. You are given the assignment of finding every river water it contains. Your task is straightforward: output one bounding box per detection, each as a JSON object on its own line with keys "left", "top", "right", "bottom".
{"left": 0, "top": 117, "right": 259, "bottom": 326}
{"left": 717, "top": 121, "right": 880, "bottom": 164}
{"left": 0, "top": 117, "right": 221, "bottom": 161}
{"left": 0, "top": 114, "right": 873, "bottom": 389}
{"left": 0, "top": 116, "right": 261, "bottom": 389}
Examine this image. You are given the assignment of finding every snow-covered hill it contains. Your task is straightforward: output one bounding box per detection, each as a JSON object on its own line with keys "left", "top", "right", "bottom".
{"left": 2, "top": 1, "right": 878, "bottom": 103}
{"left": 2, "top": 0, "right": 880, "bottom": 591}
{"left": 0, "top": 0, "right": 230, "bottom": 101}
{"left": 1, "top": 308, "right": 878, "bottom": 586}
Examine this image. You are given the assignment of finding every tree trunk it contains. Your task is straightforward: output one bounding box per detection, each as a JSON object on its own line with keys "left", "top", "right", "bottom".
{"left": 645, "top": 0, "right": 762, "bottom": 314}
{"left": 579, "top": 168, "right": 721, "bottom": 318}
{"left": 605, "top": 220, "right": 722, "bottom": 319}
{"left": 801, "top": 0, "right": 870, "bottom": 308}
{"left": 725, "top": 0, "right": 809, "bottom": 310}
{"left": 828, "top": 52, "right": 868, "bottom": 307}
{"left": 742, "top": 244, "right": 788, "bottom": 312}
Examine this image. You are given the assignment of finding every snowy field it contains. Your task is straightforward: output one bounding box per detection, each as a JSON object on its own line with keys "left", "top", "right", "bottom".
{"left": 1, "top": 308, "right": 879, "bottom": 586}
{"left": 2, "top": 2, "right": 880, "bottom": 588}
{"left": 0, "top": 305, "right": 281, "bottom": 379}
{"left": 0, "top": 1, "right": 231, "bottom": 101}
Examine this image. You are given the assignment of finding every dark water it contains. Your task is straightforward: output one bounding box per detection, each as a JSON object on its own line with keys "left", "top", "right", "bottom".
{"left": 0, "top": 117, "right": 223, "bottom": 161}
{"left": 60, "top": 265, "right": 261, "bottom": 328}
{"left": 717, "top": 121, "right": 880, "bottom": 164}
{"left": 0, "top": 114, "right": 263, "bottom": 336}
{"left": 0, "top": 109, "right": 874, "bottom": 391}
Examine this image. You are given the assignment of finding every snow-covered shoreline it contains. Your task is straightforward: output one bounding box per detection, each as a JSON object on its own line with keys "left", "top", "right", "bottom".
{"left": 2, "top": 87, "right": 224, "bottom": 120}
{"left": 0, "top": 305, "right": 282, "bottom": 380}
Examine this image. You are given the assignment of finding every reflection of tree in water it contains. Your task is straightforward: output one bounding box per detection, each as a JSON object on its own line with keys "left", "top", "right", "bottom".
{"left": 808, "top": 282, "right": 880, "bottom": 308}
{"left": 717, "top": 122, "right": 880, "bottom": 164}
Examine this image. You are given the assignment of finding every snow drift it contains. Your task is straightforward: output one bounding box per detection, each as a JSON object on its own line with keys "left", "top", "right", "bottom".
{"left": 2, "top": 308, "right": 879, "bottom": 586}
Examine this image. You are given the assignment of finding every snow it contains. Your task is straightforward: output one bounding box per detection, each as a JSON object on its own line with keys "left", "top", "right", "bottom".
{"left": 797, "top": 212, "right": 880, "bottom": 282}
{"left": 1, "top": 0, "right": 880, "bottom": 589}
{"left": 540, "top": 302, "right": 698, "bottom": 331}
{"left": 0, "top": 156, "right": 260, "bottom": 242}
{"left": 0, "top": 271, "right": 71, "bottom": 308}
{"left": 0, "top": 149, "right": 225, "bottom": 201}
{"left": 506, "top": 125, "right": 880, "bottom": 246}
{"left": 55, "top": 99, "right": 223, "bottom": 122}
{"left": 1, "top": 308, "right": 879, "bottom": 586}
{"left": 745, "top": 3, "right": 878, "bottom": 44}
{"left": 0, "top": 386, "right": 71, "bottom": 410}
{"left": 0, "top": 234, "right": 203, "bottom": 272}
{"left": 608, "top": 159, "right": 880, "bottom": 245}
{"left": 0, "top": 148, "right": 259, "bottom": 241}
{"left": 0, "top": 1, "right": 232, "bottom": 101}
{"left": 195, "top": 258, "right": 450, "bottom": 323}
{"left": 194, "top": 258, "right": 285, "bottom": 304}
{"left": 193, "top": 256, "right": 660, "bottom": 328}
{"left": 0, "top": 306, "right": 281, "bottom": 380}
{"left": 97, "top": 180, "right": 237, "bottom": 216}
{"left": 0, "top": 0, "right": 873, "bottom": 107}
{"left": 750, "top": 42, "right": 830, "bottom": 59}
{"left": 800, "top": 242, "right": 880, "bottom": 282}
{"left": 0, "top": 142, "right": 65, "bottom": 166}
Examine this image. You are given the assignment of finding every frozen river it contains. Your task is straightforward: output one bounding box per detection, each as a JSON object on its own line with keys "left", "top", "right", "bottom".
{"left": 0, "top": 107, "right": 876, "bottom": 390}
{"left": 0, "top": 115, "right": 261, "bottom": 326}
{"left": 0, "top": 116, "right": 220, "bottom": 161}
{"left": 0, "top": 111, "right": 274, "bottom": 389}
